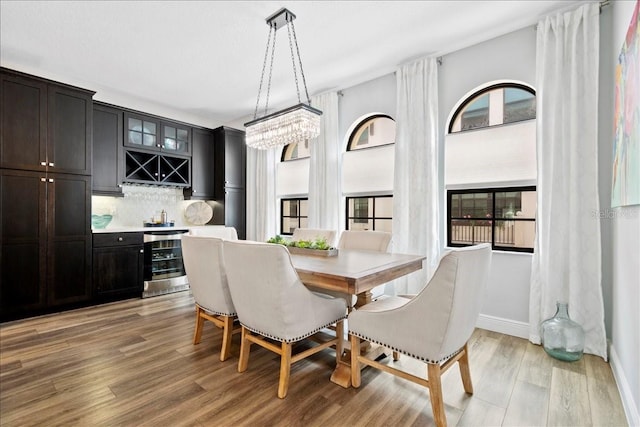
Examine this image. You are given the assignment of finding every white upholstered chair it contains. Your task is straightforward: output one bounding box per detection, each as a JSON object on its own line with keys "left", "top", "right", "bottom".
{"left": 182, "top": 234, "right": 239, "bottom": 361}
{"left": 348, "top": 243, "right": 492, "bottom": 427}
{"left": 337, "top": 230, "right": 391, "bottom": 252}
{"left": 188, "top": 225, "right": 238, "bottom": 240}
{"left": 291, "top": 228, "right": 337, "bottom": 247}
{"left": 223, "top": 240, "right": 347, "bottom": 399}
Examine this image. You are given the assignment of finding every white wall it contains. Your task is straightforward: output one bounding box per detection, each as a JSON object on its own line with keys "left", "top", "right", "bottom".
{"left": 608, "top": 2, "right": 640, "bottom": 425}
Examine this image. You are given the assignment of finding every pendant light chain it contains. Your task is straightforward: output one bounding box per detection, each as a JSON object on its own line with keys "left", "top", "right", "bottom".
{"left": 286, "top": 21, "right": 302, "bottom": 105}
{"left": 289, "top": 20, "right": 312, "bottom": 105}
{"left": 253, "top": 26, "right": 274, "bottom": 120}
{"left": 264, "top": 25, "right": 278, "bottom": 117}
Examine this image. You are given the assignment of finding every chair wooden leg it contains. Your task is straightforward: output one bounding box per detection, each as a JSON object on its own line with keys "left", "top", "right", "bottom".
{"left": 277, "top": 342, "right": 292, "bottom": 399}
{"left": 238, "top": 327, "right": 251, "bottom": 373}
{"left": 458, "top": 343, "right": 473, "bottom": 394}
{"left": 219, "top": 316, "right": 234, "bottom": 362}
{"left": 193, "top": 306, "right": 205, "bottom": 345}
{"left": 427, "top": 363, "right": 447, "bottom": 427}
{"left": 350, "top": 334, "right": 362, "bottom": 388}
{"left": 335, "top": 320, "right": 344, "bottom": 362}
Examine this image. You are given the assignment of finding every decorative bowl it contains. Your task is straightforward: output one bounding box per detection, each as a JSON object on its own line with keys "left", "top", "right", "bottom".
{"left": 91, "top": 214, "right": 113, "bottom": 229}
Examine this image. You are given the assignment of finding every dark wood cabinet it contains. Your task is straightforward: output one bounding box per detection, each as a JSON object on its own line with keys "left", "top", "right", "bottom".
{"left": 0, "top": 68, "right": 93, "bottom": 322}
{"left": 1, "top": 169, "right": 92, "bottom": 321}
{"left": 1, "top": 68, "right": 93, "bottom": 175}
{"left": 92, "top": 103, "right": 123, "bottom": 196}
{"left": 48, "top": 85, "right": 93, "bottom": 175}
{"left": 0, "top": 72, "right": 47, "bottom": 172}
{"left": 0, "top": 170, "right": 46, "bottom": 314}
{"left": 213, "top": 126, "right": 246, "bottom": 239}
{"left": 185, "top": 127, "right": 215, "bottom": 200}
{"left": 93, "top": 232, "right": 143, "bottom": 300}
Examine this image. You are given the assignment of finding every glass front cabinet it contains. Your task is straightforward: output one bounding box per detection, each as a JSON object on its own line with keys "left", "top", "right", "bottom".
{"left": 124, "top": 112, "right": 191, "bottom": 155}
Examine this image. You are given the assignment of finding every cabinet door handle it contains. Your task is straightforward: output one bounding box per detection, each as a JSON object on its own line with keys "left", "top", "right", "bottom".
{"left": 193, "top": 189, "right": 197, "bottom": 193}
{"left": 48, "top": 178, "right": 54, "bottom": 183}
{"left": 40, "top": 161, "right": 47, "bottom": 166}
{"left": 139, "top": 249, "right": 144, "bottom": 253}
{"left": 41, "top": 177, "right": 46, "bottom": 182}
{"left": 118, "top": 237, "right": 123, "bottom": 242}
{"left": 49, "top": 162, "right": 54, "bottom": 167}
{"left": 156, "top": 144, "right": 161, "bottom": 148}
{"left": 154, "top": 173, "right": 158, "bottom": 176}
{"left": 161, "top": 174, "right": 166, "bottom": 178}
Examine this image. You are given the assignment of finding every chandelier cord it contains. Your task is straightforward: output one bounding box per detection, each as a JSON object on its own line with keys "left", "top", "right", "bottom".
{"left": 289, "top": 20, "right": 311, "bottom": 106}
{"left": 264, "top": 26, "right": 278, "bottom": 117}
{"left": 286, "top": 21, "right": 302, "bottom": 105}
{"left": 253, "top": 26, "right": 274, "bottom": 120}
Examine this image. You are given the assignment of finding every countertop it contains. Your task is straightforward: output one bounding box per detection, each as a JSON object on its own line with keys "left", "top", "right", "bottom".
{"left": 92, "top": 225, "right": 221, "bottom": 234}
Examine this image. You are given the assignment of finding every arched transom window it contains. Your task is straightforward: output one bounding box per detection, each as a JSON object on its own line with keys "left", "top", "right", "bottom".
{"left": 347, "top": 114, "right": 396, "bottom": 151}
{"left": 449, "top": 84, "right": 535, "bottom": 133}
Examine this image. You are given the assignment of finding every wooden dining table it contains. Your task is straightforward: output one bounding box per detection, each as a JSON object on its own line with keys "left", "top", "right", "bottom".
{"left": 290, "top": 248, "right": 426, "bottom": 387}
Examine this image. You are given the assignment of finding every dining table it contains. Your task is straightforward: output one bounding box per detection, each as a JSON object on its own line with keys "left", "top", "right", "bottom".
{"left": 290, "top": 248, "right": 426, "bottom": 387}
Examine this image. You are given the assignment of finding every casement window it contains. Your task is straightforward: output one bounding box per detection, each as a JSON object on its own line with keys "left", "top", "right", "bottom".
{"left": 346, "top": 195, "right": 393, "bottom": 232}
{"left": 447, "top": 187, "right": 536, "bottom": 252}
{"left": 280, "top": 198, "right": 308, "bottom": 235}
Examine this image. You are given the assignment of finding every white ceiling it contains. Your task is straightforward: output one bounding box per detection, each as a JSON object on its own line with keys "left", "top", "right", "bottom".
{"left": 1, "top": 0, "right": 584, "bottom": 129}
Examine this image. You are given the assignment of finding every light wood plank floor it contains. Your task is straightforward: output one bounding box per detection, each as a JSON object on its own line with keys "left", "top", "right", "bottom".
{"left": 0, "top": 292, "right": 628, "bottom": 426}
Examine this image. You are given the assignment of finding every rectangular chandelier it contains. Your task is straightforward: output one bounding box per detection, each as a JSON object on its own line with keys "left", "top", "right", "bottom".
{"left": 245, "top": 103, "right": 322, "bottom": 149}
{"left": 244, "top": 8, "right": 322, "bottom": 150}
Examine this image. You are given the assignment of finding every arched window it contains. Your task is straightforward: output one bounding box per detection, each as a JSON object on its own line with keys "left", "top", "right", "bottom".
{"left": 347, "top": 114, "right": 396, "bottom": 151}
{"left": 449, "top": 84, "right": 535, "bottom": 133}
{"left": 343, "top": 114, "right": 396, "bottom": 232}
{"left": 281, "top": 140, "right": 310, "bottom": 161}
{"left": 445, "top": 82, "right": 537, "bottom": 252}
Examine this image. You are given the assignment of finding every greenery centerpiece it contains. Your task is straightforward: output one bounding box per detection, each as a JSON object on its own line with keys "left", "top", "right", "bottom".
{"left": 266, "top": 235, "right": 338, "bottom": 257}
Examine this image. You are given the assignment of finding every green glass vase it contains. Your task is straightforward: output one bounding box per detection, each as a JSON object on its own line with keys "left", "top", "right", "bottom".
{"left": 541, "top": 302, "right": 585, "bottom": 362}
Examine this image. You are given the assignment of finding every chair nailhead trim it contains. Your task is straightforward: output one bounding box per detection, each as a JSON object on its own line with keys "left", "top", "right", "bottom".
{"left": 198, "top": 305, "right": 236, "bottom": 317}
{"left": 349, "top": 331, "right": 462, "bottom": 364}
{"left": 242, "top": 315, "right": 346, "bottom": 344}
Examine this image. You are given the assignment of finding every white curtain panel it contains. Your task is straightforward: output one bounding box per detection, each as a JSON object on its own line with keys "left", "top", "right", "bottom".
{"left": 391, "top": 57, "right": 440, "bottom": 295}
{"left": 530, "top": 2, "right": 607, "bottom": 360}
{"left": 308, "top": 91, "right": 341, "bottom": 231}
{"left": 246, "top": 147, "right": 277, "bottom": 242}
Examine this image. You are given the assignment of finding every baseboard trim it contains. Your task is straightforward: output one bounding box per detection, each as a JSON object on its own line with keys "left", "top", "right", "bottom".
{"left": 476, "top": 314, "right": 529, "bottom": 339}
{"left": 609, "top": 343, "right": 640, "bottom": 427}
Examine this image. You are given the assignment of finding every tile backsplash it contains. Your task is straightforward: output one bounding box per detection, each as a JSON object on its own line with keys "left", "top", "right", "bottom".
{"left": 92, "top": 184, "right": 218, "bottom": 228}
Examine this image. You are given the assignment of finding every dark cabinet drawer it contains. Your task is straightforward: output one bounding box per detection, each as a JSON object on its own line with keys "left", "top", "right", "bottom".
{"left": 93, "top": 232, "right": 143, "bottom": 248}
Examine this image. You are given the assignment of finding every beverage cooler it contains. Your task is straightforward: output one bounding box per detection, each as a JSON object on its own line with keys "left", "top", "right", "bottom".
{"left": 142, "top": 229, "right": 189, "bottom": 297}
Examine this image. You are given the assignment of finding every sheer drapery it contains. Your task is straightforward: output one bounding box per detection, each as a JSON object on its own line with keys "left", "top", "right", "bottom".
{"left": 530, "top": 2, "right": 607, "bottom": 359}
{"left": 391, "top": 57, "right": 440, "bottom": 295}
{"left": 246, "top": 147, "right": 277, "bottom": 242}
{"left": 308, "top": 91, "right": 341, "bottom": 231}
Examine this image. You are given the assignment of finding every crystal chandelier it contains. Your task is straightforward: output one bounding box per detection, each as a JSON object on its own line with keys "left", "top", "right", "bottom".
{"left": 244, "top": 8, "right": 322, "bottom": 150}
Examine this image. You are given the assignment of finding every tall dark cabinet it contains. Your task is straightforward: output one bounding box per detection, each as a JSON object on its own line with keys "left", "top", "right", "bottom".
{"left": 185, "top": 127, "right": 215, "bottom": 200}
{"left": 0, "top": 67, "right": 94, "bottom": 321}
{"left": 92, "top": 103, "right": 123, "bottom": 196}
{"left": 213, "top": 126, "right": 246, "bottom": 239}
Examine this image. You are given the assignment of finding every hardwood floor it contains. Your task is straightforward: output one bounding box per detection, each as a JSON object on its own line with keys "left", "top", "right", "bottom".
{"left": 0, "top": 292, "right": 627, "bottom": 426}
